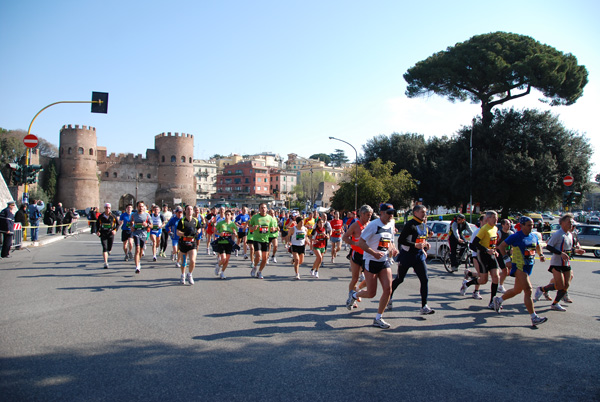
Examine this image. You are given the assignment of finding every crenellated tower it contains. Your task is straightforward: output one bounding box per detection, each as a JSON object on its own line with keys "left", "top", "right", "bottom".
{"left": 154, "top": 132, "right": 196, "bottom": 206}
{"left": 57, "top": 125, "right": 99, "bottom": 209}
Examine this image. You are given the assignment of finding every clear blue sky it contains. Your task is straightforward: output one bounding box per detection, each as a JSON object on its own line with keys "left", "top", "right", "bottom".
{"left": 1, "top": 0, "right": 598, "bottom": 175}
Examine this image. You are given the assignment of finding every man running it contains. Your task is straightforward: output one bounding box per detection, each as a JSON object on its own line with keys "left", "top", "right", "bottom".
{"left": 130, "top": 201, "right": 150, "bottom": 274}
{"left": 494, "top": 217, "right": 547, "bottom": 326}
{"left": 96, "top": 203, "right": 119, "bottom": 269}
{"left": 347, "top": 203, "right": 398, "bottom": 329}
{"left": 389, "top": 204, "right": 435, "bottom": 315}
{"left": 235, "top": 206, "right": 250, "bottom": 258}
{"left": 119, "top": 204, "right": 134, "bottom": 261}
{"left": 248, "top": 203, "right": 277, "bottom": 279}
{"left": 177, "top": 205, "right": 201, "bottom": 285}
{"left": 214, "top": 209, "right": 238, "bottom": 279}
{"left": 329, "top": 210, "right": 344, "bottom": 263}
{"left": 343, "top": 205, "right": 372, "bottom": 310}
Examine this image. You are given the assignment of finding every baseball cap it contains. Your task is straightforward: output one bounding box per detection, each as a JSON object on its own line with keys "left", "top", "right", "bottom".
{"left": 175, "top": 206, "right": 183, "bottom": 212}
{"left": 519, "top": 216, "right": 533, "bottom": 225}
{"left": 379, "top": 203, "right": 396, "bottom": 214}
{"left": 7, "top": 200, "right": 15, "bottom": 206}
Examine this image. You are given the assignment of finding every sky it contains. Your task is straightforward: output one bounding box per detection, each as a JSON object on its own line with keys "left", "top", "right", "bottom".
{"left": 1, "top": 0, "right": 598, "bottom": 176}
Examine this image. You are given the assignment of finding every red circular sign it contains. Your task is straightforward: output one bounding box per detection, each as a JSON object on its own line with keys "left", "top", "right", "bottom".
{"left": 563, "top": 175, "right": 574, "bottom": 186}
{"left": 23, "top": 134, "right": 39, "bottom": 149}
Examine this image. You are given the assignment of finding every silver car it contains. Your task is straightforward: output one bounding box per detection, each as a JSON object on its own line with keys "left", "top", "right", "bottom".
{"left": 576, "top": 224, "right": 600, "bottom": 258}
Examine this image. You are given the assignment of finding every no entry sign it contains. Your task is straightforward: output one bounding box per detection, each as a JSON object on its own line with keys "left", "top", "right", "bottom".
{"left": 563, "top": 175, "right": 574, "bottom": 186}
{"left": 23, "top": 134, "right": 39, "bottom": 148}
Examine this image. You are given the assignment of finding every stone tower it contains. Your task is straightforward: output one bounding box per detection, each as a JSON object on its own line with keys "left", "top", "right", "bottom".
{"left": 57, "top": 125, "right": 99, "bottom": 210}
{"left": 154, "top": 132, "right": 196, "bottom": 206}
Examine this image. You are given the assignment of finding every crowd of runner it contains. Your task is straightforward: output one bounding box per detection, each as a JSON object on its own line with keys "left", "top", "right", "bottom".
{"left": 93, "top": 201, "right": 585, "bottom": 329}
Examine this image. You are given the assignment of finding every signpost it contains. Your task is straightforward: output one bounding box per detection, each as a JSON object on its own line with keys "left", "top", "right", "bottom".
{"left": 563, "top": 175, "right": 574, "bottom": 186}
{"left": 23, "top": 134, "right": 39, "bottom": 148}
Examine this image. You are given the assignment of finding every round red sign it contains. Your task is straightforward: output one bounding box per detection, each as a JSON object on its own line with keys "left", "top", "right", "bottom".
{"left": 23, "top": 134, "right": 39, "bottom": 149}
{"left": 563, "top": 175, "right": 574, "bottom": 186}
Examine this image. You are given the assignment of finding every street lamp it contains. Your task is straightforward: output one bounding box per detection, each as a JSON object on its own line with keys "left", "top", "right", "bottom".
{"left": 329, "top": 136, "right": 358, "bottom": 213}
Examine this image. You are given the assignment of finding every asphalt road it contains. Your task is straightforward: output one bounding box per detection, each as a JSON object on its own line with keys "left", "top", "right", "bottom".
{"left": 1, "top": 234, "right": 599, "bottom": 401}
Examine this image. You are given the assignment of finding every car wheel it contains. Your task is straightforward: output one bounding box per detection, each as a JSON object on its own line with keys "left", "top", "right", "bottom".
{"left": 594, "top": 247, "right": 600, "bottom": 259}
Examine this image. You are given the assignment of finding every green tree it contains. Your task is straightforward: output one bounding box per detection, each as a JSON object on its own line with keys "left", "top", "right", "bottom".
{"left": 331, "top": 158, "right": 415, "bottom": 211}
{"left": 454, "top": 108, "right": 593, "bottom": 216}
{"left": 329, "top": 149, "right": 349, "bottom": 167}
{"left": 309, "top": 153, "right": 331, "bottom": 165}
{"left": 41, "top": 160, "right": 58, "bottom": 202}
{"left": 404, "top": 32, "right": 589, "bottom": 127}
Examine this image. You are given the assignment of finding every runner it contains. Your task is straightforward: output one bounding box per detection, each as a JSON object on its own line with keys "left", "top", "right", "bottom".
{"left": 343, "top": 205, "right": 373, "bottom": 310}
{"left": 534, "top": 213, "right": 585, "bottom": 311}
{"left": 460, "top": 211, "right": 500, "bottom": 309}
{"left": 205, "top": 207, "right": 217, "bottom": 255}
{"left": 286, "top": 216, "right": 307, "bottom": 279}
{"left": 329, "top": 210, "right": 344, "bottom": 263}
{"left": 310, "top": 217, "right": 329, "bottom": 278}
{"left": 494, "top": 217, "right": 548, "bottom": 326}
{"left": 389, "top": 204, "right": 435, "bottom": 315}
{"left": 119, "top": 204, "right": 134, "bottom": 261}
{"left": 130, "top": 201, "right": 150, "bottom": 274}
{"left": 347, "top": 203, "right": 398, "bottom": 329}
{"left": 214, "top": 209, "right": 238, "bottom": 279}
{"left": 165, "top": 206, "right": 184, "bottom": 263}
{"left": 157, "top": 204, "right": 171, "bottom": 257}
{"left": 176, "top": 205, "right": 201, "bottom": 285}
{"left": 235, "top": 206, "right": 250, "bottom": 258}
{"left": 304, "top": 211, "right": 316, "bottom": 255}
{"left": 496, "top": 218, "right": 514, "bottom": 293}
{"left": 248, "top": 203, "right": 278, "bottom": 279}
{"left": 96, "top": 203, "right": 119, "bottom": 269}
{"left": 149, "top": 204, "right": 165, "bottom": 262}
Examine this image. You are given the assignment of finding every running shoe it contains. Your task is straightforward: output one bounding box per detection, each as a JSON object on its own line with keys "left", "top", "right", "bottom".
{"left": 135, "top": 267, "right": 141, "bottom": 274}
{"left": 420, "top": 305, "right": 435, "bottom": 315}
{"left": 295, "top": 274, "right": 300, "bottom": 280}
{"left": 180, "top": 274, "right": 186, "bottom": 285}
{"left": 531, "top": 315, "right": 548, "bottom": 326}
{"left": 487, "top": 302, "right": 496, "bottom": 310}
{"left": 472, "top": 291, "right": 482, "bottom": 300}
{"left": 310, "top": 269, "right": 315, "bottom": 277}
{"left": 550, "top": 303, "right": 566, "bottom": 311}
{"left": 257, "top": 271, "right": 264, "bottom": 279}
{"left": 220, "top": 272, "right": 227, "bottom": 280}
{"left": 563, "top": 292, "right": 573, "bottom": 303}
{"left": 463, "top": 269, "right": 471, "bottom": 280}
{"left": 352, "top": 301, "right": 358, "bottom": 309}
{"left": 187, "top": 273, "right": 194, "bottom": 285}
{"left": 207, "top": 249, "right": 210, "bottom": 255}
{"left": 331, "top": 257, "right": 335, "bottom": 264}
{"left": 244, "top": 254, "right": 248, "bottom": 260}
{"left": 250, "top": 266, "right": 257, "bottom": 277}
{"left": 386, "top": 300, "right": 393, "bottom": 311}
{"left": 493, "top": 296, "right": 503, "bottom": 313}
{"left": 153, "top": 256, "right": 157, "bottom": 262}
{"left": 358, "top": 273, "right": 365, "bottom": 282}
{"left": 272, "top": 257, "right": 277, "bottom": 263}
{"left": 543, "top": 291, "right": 552, "bottom": 301}
{"left": 497, "top": 285, "right": 506, "bottom": 293}
{"left": 372, "top": 318, "right": 391, "bottom": 329}
{"left": 104, "top": 263, "right": 109, "bottom": 269}
{"left": 346, "top": 291, "right": 357, "bottom": 310}
{"left": 124, "top": 255, "right": 128, "bottom": 261}
{"left": 266, "top": 258, "right": 269, "bottom": 265}
{"left": 128, "top": 251, "right": 133, "bottom": 260}
{"left": 215, "top": 264, "right": 221, "bottom": 276}
{"left": 176, "top": 262, "right": 181, "bottom": 268}
{"left": 533, "top": 286, "right": 544, "bottom": 302}
{"left": 314, "top": 271, "right": 319, "bottom": 279}
{"left": 460, "top": 279, "right": 468, "bottom": 296}
{"left": 235, "top": 250, "right": 238, "bottom": 257}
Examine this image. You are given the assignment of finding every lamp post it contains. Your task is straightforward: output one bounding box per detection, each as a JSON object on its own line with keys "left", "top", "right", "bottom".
{"left": 469, "top": 118, "right": 474, "bottom": 224}
{"left": 329, "top": 136, "right": 358, "bottom": 213}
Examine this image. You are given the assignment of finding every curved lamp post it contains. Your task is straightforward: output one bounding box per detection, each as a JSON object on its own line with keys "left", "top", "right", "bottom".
{"left": 329, "top": 137, "right": 358, "bottom": 212}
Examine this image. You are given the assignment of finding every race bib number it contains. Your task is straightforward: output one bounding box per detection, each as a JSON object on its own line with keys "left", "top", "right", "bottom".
{"left": 377, "top": 238, "right": 391, "bottom": 251}
{"left": 524, "top": 247, "right": 536, "bottom": 257}
{"left": 134, "top": 223, "right": 143, "bottom": 230}
{"left": 416, "top": 236, "right": 426, "bottom": 244}
{"left": 102, "top": 224, "right": 112, "bottom": 230}
{"left": 259, "top": 225, "right": 269, "bottom": 234}
{"left": 489, "top": 237, "right": 497, "bottom": 249}
{"left": 152, "top": 224, "right": 159, "bottom": 230}
{"left": 296, "top": 232, "right": 305, "bottom": 240}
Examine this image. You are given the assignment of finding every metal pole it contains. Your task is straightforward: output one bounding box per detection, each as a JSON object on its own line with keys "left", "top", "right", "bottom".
{"left": 469, "top": 119, "right": 474, "bottom": 223}
{"left": 329, "top": 137, "right": 358, "bottom": 212}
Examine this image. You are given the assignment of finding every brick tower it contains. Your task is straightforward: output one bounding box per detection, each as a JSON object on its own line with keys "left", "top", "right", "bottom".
{"left": 154, "top": 132, "right": 196, "bottom": 206}
{"left": 57, "top": 125, "right": 99, "bottom": 210}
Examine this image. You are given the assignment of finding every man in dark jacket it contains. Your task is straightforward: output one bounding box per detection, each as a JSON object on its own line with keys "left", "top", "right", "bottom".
{"left": 14, "top": 203, "right": 29, "bottom": 244}
{"left": 0, "top": 200, "right": 17, "bottom": 258}
{"left": 55, "top": 202, "right": 66, "bottom": 235}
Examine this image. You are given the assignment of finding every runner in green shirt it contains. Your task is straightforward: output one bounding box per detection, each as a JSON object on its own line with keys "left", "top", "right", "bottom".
{"left": 249, "top": 203, "right": 277, "bottom": 279}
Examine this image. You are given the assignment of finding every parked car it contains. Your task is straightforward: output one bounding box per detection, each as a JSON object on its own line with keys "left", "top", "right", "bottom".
{"left": 426, "top": 220, "right": 477, "bottom": 259}
{"left": 541, "top": 213, "right": 555, "bottom": 222}
{"left": 575, "top": 224, "right": 600, "bottom": 258}
{"left": 586, "top": 215, "right": 600, "bottom": 225}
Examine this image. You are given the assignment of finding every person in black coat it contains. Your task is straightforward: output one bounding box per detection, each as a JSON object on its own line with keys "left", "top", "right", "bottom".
{"left": 0, "top": 200, "right": 17, "bottom": 258}
{"left": 14, "top": 203, "right": 29, "bottom": 244}
{"left": 44, "top": 204, "right": 57, "bottom": 234}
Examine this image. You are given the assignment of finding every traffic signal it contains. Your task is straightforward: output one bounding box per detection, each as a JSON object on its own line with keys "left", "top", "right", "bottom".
{"left": 6, "top": 163, "right": 21, "bottom": 185}
{"left": 91, "top": 91, "right": 109, "bottom": 114}
{"left": 563, "top": 190, "right": 582, "bottom": 208}
{"left": 24, "top": 164, "right": 43, "bottom": 184}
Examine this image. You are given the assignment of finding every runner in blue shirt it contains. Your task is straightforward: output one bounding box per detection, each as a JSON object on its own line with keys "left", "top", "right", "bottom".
{"left": 119, "top": 204, "right": 134, "bottom": 261}
{"left": 494, "top": 216, "right": 547, "bottom": 326}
